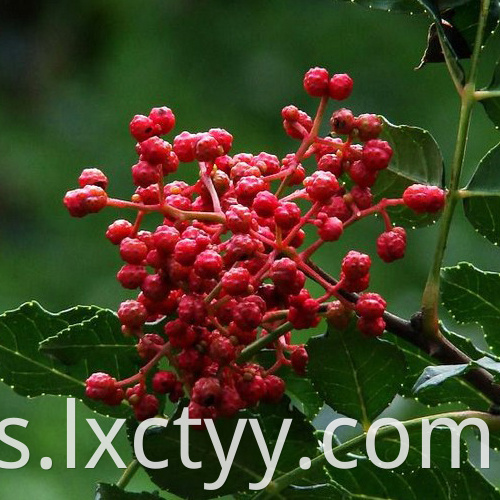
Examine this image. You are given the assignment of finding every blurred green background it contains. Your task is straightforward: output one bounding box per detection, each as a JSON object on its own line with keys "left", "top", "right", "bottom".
{"left": 0, "top": 1, "right": 499, "bottom": 498}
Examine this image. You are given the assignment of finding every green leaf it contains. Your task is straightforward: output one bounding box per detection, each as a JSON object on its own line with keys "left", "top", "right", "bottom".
{"left": 482, "top": 61, "right": 500, "bottom": 129}
{"left": 374, "top": 117, "right": 444, "bottom": 227}
{"left": 257, "top": 351, "right": 324, "bottom": 419}
{"left": 0, "top": 302, "right": 132, "bottom": 417}
{"left": 441, "top": 262, "right": 500, "bottom": 355}
{"left": 278, "top": 484, "right": 345, "bottom": 499}
{"left": 134, "top": 398, "right": 323, "bottom": 499}
{"left": 251, "top": 398, "right": 327, "bottom": 487}
{"left": 475, "top": 355, "right": 500, "bottom": 381}
{"left": 413, "top": 363, "right": 470, "bottom": 393}
{"left": 334, "top": 0, "right": 470, "bottom": 15}
{"left": 464, "top": 142, "right": 500, "bottom": 244}
{"left": 307, "top": 321, "right": 406, "bottom": 426}
{"left": 394, "top": 333, "right": 491, "bottom": 410}
{"left": 133, "top": 403, "right": 264, "bottom": 499}
{"left": 448, "top": 1, "right": 500, "bottom": 51}
{"left": 95, "top": 484, "right": 163, "bottom": 500}
{"left": 417, "top": 1, "right": 499, "bottom": 72}
{"left": 327, "top": 428, "right": 500, "bottom": 500}
{"left": 40, "top": 310, "right": 139, "bottom": 376}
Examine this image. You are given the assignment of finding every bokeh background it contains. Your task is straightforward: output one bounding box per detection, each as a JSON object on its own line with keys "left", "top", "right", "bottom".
{"left": 0, "top": 1, "right": 499, "bottom": 498}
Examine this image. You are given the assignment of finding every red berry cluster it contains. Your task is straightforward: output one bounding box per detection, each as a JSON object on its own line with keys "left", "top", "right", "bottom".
{"left": 67, "top": 67, "right": 446, "bottom": 423}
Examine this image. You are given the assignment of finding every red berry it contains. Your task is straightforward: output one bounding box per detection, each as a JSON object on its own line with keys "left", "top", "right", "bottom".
{"left": 350, "top": 186, "right": 373, "bottom": 209}
{"left": 235, "top": 176, "right": 267, "bottom": 206}
{"left": 130, "top": 114, "right": 158, "bottom": 142}
{"left": 153, "top": 225, "right": 180, "bottom": 254}
{"left": 174, "top": 238, "right": 199, "bottom": 266}
{"left": 326, "top": 301, "right": 353, "bottom": 330}
{"left": 263, "top": 375, "right": 285, "bottom": 403}
{"left": 78, "top": 168, "right": 108, "bottom": 189}
{"left": 117, "top": 299, "right": 148, "bottom": 328}
{"left": 192, "top": 377, "right": 222, "bottom": 407}
{"left": 357, "top": 316, "right": 386, "bottom": 337}
{"left": 217, "top": 387, "right": 244, "bottom": 418}
{"left": 318, "top": 216, "right": 343, "bottom": 241}
{"left": 328, "top": 73, "right": 353, "bottom": 100}
{"left": 342, "top": 273, "right": 370, "bottom": 293}
{"left": 275, "top": 202, "right": 301, "bottom": 230}
{"left": 287, "top": 165, "right": 306, "bottom": 186}
{"left": 162, "top": 151, "right": 180, "bottom": 175}
{"left": 135, "top": 185, "right": 160, "bottom": 205}
{"left": 254, "top": 152, "right": 280, "bottom": 175}
{"left": 321, "top": 196, "right": 352, "bottom": 222}
{"left": 177, "top": 348, "right": 204, "bottom": 373}
{"left": 85, "top": 372, "right": 123, "bottom": 405}
{"left": 229, "top": 322, "right": 257, "bottom": 345}
{"left": 152, "top": 371, "right": 178, "bottom": 394}
{"left": 188, "top": 402, "right": 214, "bottom": 428}
{"left": 282, "top": 107, "right": 313, "bottom": 139}
{"left": 288, "top": 290, "right": 320, "bottom": 329}
{"left": 348, "top": 160, "right": 378, "bottom": 188}
{"left": 291, "top": 347, "right": 308, "bottom": 375}
{"left": 149, "top": 106, "right": 175, "bottom": 135}
{"left": 317, "top": 153, "right": 343, "bottom": 177}
{"left": 330, "top": 108, "right": 355, "bottom": 135}
{"left": 209, "top": 128, "right": 233, "bottom": 154}
{"left": 281, "top": 105, "right": 300, "bottom": 122}
{"left": 138, "top": 136, "right": 172, "bottom": 165}
{"left": 226, "top": 204, "right": 255, "bottom": 233}
{"left": 362, "top": 139, "right": 393, "bottom": 171}
{"left": 178, "top": 294, "right": 206, "bottom": 325}
{"left": 224, "top": 234, "right": 261, "bottom": 264}
{"left": 195, "top": 133, "right": 224, "bottom": 162}
{"left": 63, "top": 185, "right": 107, "bottom": 217}
{"left": 126, "top": 384, "right": 146, "bottom": 406}
{"left": 194, "top": 250, "right": 223, "bottom": 279}
{"left": 141, "top": 273, "right": 170, "bottom": 301}
{"left": 215, "top": 155, "right": 234, "bottom": 174}
{"left": 403, "top": 184, "right": 445, "bottom": 213}
{"left": 377, "top": 228, "right": 406, "bottom": 262}
{"left": 270, "top": 258, "right": 297, "bottom": 288}
{"left": 119, "top": 237, "right": 148, "bottom": 264}
{"left": 233, "top": 299, "right": 264, "bottom": 330}
{"left": 134, "top": 394, "right": 159, "bottom": 421}
{"left": 221, "top": 267, "right": 251, "bottom": 296}
{"left": 237, "top": 375, "right": 266, "bottom": 405}
{"left": 355, "top": 292, "right": 386, "bottom": 319}
{"left": 304, "top": 171, "right": 340, "bottom": 202}
{"left": 252, "top": 191, "right": 279, "bottom": 218}
{"left": 173, "top": 131, "right": 198, "bottom": 163}
{"left": 106, "top": 219, "right": 133, "bottom": 244}
{"left": 163, "top": 319, "right": 190, "bottom": 346}
{"left": 117, "top": 264, "right": 147, "bottom": 289}
{"left": 209, "top": 336, "right": 236, "bottom": 365}
{"left": 169, "top": 382, "right": 185, "bottom": 403}
{"left": 131, "top": 161, "right": 161, "bottom": 188}
{"left": 356, "top": 114, "right": 382, "bottom": 141}
{"left": 137, "top": 334, "right": 165, "bottom": 360}
{"left": 303, "top": 67, "right": 329, "bottom": 97}
{"left": 341, "top": 251, "right": 371, "bottom": 280}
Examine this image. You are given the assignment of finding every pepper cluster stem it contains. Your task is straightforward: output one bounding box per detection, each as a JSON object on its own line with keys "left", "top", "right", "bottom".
{"left": 421, "top": 0, "right": 490, "bottom": 339}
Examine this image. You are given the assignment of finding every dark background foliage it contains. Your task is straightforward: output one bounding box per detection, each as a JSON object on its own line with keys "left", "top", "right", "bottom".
{"left": 0, "top": 0, "right": 498, "bottom": 498}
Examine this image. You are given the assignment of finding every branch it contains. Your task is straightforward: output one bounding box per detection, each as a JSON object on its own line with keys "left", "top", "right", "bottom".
{"left": 305, "top": 260, "right": 500, "bottom": 406}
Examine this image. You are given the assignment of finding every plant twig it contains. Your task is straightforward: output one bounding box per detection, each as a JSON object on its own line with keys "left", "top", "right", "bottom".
{"left": 116, "top": 459, "right": 140, "bottom": 490}
{"left": 253, "top": 410, "right": 500, "bottom": 499}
